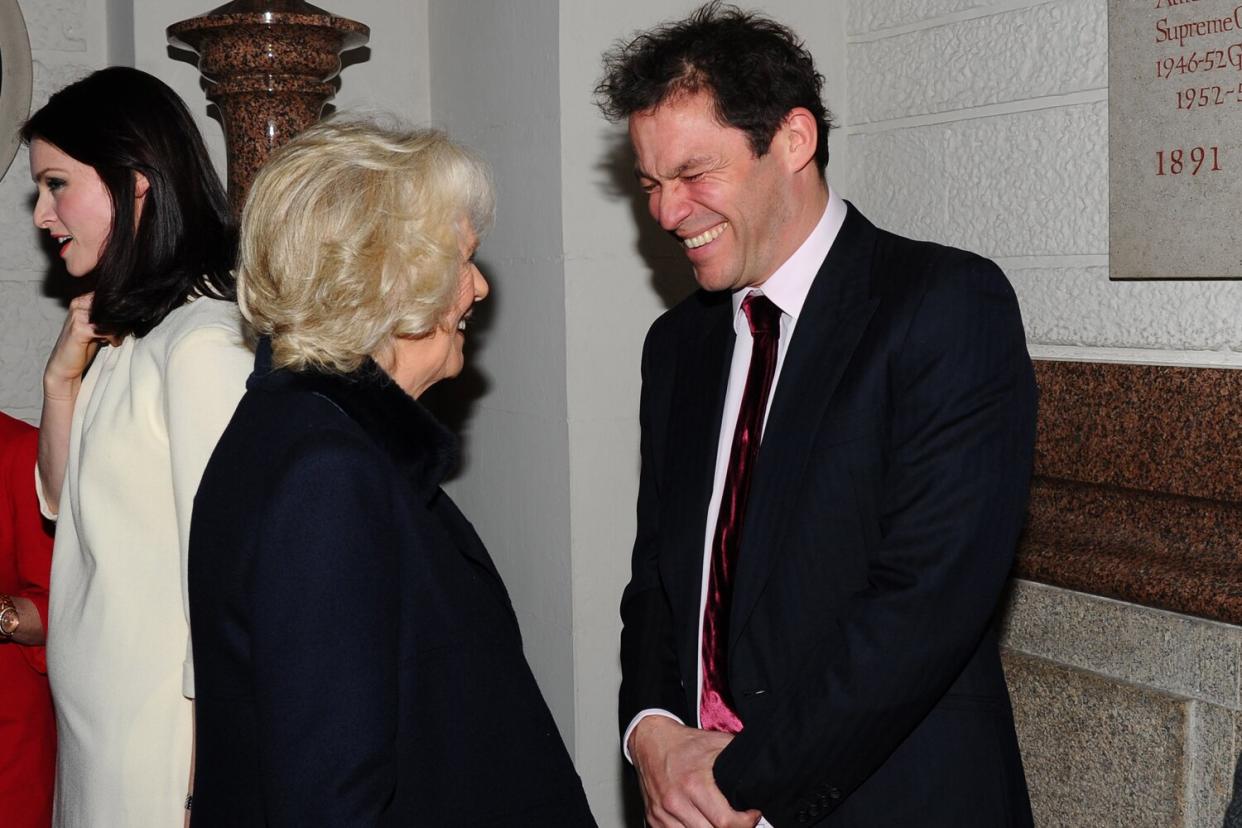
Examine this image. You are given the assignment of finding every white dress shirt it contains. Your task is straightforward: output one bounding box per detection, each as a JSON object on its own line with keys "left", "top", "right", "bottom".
{"left": 625, "top": 188, "right": 848, "bottom": 825}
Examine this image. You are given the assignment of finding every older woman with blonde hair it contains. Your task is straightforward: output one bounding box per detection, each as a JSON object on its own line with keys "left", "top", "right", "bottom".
{"left": 187, "top": 119, "right": 596, "bottom": 827}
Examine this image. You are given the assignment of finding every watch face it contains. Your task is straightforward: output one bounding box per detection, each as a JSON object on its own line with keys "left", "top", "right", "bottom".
{"left": 0, "top": 608, "right": 17, "bottom": 636}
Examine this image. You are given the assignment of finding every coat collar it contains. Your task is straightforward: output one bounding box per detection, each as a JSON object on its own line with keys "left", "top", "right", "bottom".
{"left": 248, "top": 338, "right": 459, "bottom": 501}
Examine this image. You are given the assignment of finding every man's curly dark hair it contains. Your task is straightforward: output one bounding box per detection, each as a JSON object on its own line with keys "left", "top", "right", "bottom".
{"left": 595, "top": 1, "right": 834, "bottom": 174}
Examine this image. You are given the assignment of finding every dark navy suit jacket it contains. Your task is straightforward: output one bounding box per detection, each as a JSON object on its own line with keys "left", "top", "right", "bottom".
{"left": 189, "top": 345, "right": 596, "bottom": 827}
{"left": 619, "top": 204, "right": 1037, "bottom": 826}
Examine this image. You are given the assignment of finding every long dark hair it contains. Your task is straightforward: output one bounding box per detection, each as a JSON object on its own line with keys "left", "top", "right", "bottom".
{"left": 21, "top": 67, "right": 236, "bottom": 339}
{"left": 596, "top": 1, "right": 834, "bottom": 174}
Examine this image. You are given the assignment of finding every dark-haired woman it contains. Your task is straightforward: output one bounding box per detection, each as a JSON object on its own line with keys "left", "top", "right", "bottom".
{"left": 24, "top": 67, "right": 252, "bottom": 826}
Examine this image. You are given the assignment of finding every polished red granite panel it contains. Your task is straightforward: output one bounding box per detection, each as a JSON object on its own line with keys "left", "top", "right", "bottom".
{"left": 1033, "top": 360, "right": 1242, "bottom": 502}
{"left": 1020, "top": 478, "right": 1242, "bottom": 624}
{"left": 1022, "top": 360, "right": 1242, "bottom": 625}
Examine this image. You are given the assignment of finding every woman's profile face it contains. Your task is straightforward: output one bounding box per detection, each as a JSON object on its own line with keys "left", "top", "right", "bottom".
{"left": 29, "top": 138, "right": 114, "bottom": 277}
{"left": 387, "top": 225, "right": 489, "bottom": 398}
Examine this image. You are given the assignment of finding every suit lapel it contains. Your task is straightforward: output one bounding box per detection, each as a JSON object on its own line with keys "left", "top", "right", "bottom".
{"left": 660, "top": 296, "right": 734, "bottom": 692}
{"left": 729, "top": 204, "right": 881, "bottom": 649}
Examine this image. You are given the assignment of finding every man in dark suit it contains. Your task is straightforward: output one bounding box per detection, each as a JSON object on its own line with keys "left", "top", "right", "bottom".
{"left": 597, "top": 4, "right": 1037, "bottom": 826}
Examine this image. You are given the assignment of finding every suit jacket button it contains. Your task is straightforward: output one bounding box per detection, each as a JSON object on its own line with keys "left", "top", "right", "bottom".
{"left": 796, "top": 810, "right": 809, "bottom": 823}
{"left": 808, "top": 803, "right": 822, "bottom": 818}
{"left": 828, "top": 786, "right": 841, "bottom": 799}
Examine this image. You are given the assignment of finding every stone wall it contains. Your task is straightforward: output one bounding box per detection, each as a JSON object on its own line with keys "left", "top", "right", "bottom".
{"left": 0, "top": 0, "right": 105, "bottom": 423}
{"left": 1002, "top": 581, "right": 1240, "bottom": 826}
{"left": 847, "top": 2, "right": 1242, "bottom": 824}
{"left": 844, "top": 0, "right": 1242, "bottom": 366}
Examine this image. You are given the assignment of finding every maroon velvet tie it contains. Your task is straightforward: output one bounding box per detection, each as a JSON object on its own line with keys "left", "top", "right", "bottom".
{"left": 700, "top": 292, "right": 782, "bottom": 734}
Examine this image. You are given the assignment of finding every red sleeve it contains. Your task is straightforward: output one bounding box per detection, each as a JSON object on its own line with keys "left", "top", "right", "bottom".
{"left": 2, "top": 418, "right": 53, "bottom": 674}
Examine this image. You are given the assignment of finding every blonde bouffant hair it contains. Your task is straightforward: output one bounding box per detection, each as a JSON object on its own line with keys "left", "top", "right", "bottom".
{"left": 236, "top": 117, "right": 494, "bottom": 373}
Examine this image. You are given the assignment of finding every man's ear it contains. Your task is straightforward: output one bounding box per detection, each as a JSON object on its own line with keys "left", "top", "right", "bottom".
{"left": 780, "top": 107, "right": 819, "bottom": 173}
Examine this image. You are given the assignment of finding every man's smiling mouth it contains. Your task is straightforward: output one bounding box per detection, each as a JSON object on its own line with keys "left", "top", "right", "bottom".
{"left": 683, "top": 222, "right": 728, "bottom": 249}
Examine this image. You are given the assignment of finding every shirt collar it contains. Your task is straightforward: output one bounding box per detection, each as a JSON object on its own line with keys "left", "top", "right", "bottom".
{"left": 731, "top": 185, "right": 847, "bottom": 323}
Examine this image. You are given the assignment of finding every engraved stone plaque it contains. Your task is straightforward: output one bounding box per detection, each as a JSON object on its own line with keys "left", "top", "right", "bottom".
{"left": 1110, "top": 0, "right": 1242, "bottom": 279}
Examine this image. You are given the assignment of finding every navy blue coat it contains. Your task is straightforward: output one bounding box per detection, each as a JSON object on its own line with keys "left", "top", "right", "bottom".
{"left": 620, "top": 204, "right": 1036, "bottom": 826}
{"left": 189, "top": 344, "right": 595, "bottom": 827}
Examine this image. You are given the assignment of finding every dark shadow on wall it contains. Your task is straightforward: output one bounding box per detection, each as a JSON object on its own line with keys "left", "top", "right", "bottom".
{"left": 420, "top": 254, "right": 497, "bottom": 481}
{"left": 165, "top": 45, "right": 224, "bottom": 133}
{"left": 340, "top": 46, "right": 372, "bottom": 74}
{"left": 1225, "top": 753, "right": 1241, "bottom": 827}
{"left": 166, "top": 44, "right": 198, "bottom": 71}
{"left": 432, "top": 132, "right": 701, "bottom": 480}
{"left": 597, "top": 129, "right": 696, "bottom": 828}
{"left": 596, "top": 129, "right": 697, "bottom": 312}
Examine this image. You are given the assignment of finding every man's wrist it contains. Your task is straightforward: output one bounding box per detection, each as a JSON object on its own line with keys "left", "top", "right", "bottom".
{"left": 624, "top": 709, "right": 685, "bottom": 763}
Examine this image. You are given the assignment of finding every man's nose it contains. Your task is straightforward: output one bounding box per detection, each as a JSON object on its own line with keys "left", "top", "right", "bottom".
{"left": 651, "top": 184, "right": 692, "bottom": 233}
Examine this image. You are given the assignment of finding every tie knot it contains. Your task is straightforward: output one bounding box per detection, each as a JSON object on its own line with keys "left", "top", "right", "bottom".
{"left": 742, "top": 293, "right": 782, "bottom": 336}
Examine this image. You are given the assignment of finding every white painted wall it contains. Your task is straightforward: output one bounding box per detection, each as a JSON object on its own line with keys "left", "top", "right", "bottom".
{"left": 0, "top": 0, "right": 109, "bottom": 423}
{"left": 843, "top": 0, "right": 1242, "bottom": 367}
{"left": 425, "top": 0, "right": 578, "bottom": 761}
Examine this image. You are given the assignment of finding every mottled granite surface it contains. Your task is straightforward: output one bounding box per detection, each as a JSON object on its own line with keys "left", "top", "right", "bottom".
{"left": 1000, "top": 581, "right": 1242, "bottom": 827}
{"left": 1001, "top": 580, "right": 1242, "bottom": 708}
{"left": 1003, "top": 651, "right": 1189, "bottom": 827}
{"left": 1033, "top": 360, "right": 1242, "bottom": 502}
{"left": 167, "top": 3, "right": 368, "bottom": 211}
{"left": 1021, "top": 360, "right": 1242, "bottom": 625}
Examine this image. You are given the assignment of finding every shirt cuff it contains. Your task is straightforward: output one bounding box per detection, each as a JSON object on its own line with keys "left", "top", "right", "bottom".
{"left": 33, "top": 464, "right": 58, "bottom": 522}
{"left": 622, "top": 708, "right": 685, "bottom": 764}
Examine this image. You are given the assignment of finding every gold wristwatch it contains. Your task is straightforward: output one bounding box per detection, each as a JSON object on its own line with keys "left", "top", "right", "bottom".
{"left": 0, "top": 595, "right": 18, "bottom": 638}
